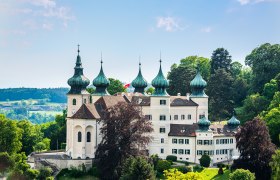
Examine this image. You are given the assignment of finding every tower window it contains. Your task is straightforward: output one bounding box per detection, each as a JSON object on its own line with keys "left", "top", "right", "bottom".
{"left": 73, "top": 99, "right": 77, "bottom": 105}
{"left": 160, "top": 115, "right": 166, "bottom": 121}
{"left": 160, "top": 100, "right": 166, "bottom": 105}
{"left": 87, "top": 132, "right": 91, "bottom": 142}
{"left": 78, "top": 131, "right": 82, "bottom": 142}
{"left": 84, "top": 99, "right": 87, "bottom": 104}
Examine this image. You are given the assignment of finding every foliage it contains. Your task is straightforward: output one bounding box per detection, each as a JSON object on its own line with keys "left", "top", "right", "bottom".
{"left": 193, "top": 165, "right": 204, "bottom": 172}
{"left": 156, "top": 160, "right": 171, "bottom": 173}
{"left": 263, "top": 106, "right": 280, "bottom": 146}
{"left": 218, "top": 166, "right": 224, "bottom": 175}
{"left": 107, "top": 78, "right": 126, "bottom": 95}
{"left": 233, "top": 117, "right": 276, "bottom": 180}
{"left": 199, "top": 154, "right": 211, "bottom": 167}
{"left": 245, "top": 43, "right": 280, "bottom": 93}
{"left": 145, "top": 87, "right": 154, "bottom": 95}
{"left": 268, "top": 92, "right": 280, "bottom": 110}
{"left": 0, "top": 152, "right": 14, "bottom": 175}
{"left": 25, "top": 168, "right": 39, "bottom": 179}
{"left": 34, "top": 142, "right": 46, "bottom": 152}
{"left": 263, "top": 79, "right": 278, "bottom": 100}
{"left": 120, "top": 156, "right": 155, "bottom": 180}
{"left": 210, "top": 48, "right": 232, "bottom": 74}
{"left": 270, "top": 150, "right": 280, "bottom": 180}
{"left": 95, "top": 102, "right": 153, "bottom": 179}
{"left": 86, "top": 87, "right": 95, "bottom": 94}
{"left": 37, "top": 167, "right": 53, "bottom": 180}
{"left": 231, "top": 61, "right": 243, "bottom": 78}
{"left": 229, "top": 169, "right": 255, "bottom": 180}
{"left": 232, "top": 76, "right": 250, "bottom": 107}
{"left": 164, "top": 168, "right": 203, "bottom": 180}
{"left": 166, "top": 155, "right": 177, "bottom": 162}
{"left": 150, "top": 154, "right": 160, "bottom": 169}
{"left": 167, "top": 56, "right": 210, "bottom": 96}
{"left": 0, "top": 114, "right": 22, "bottom": 154}
{"left": 175, "top": 166, "right": 189, "bottom": 174}
{"left": 207, "top": 69, "right": 234, "bottom": 121}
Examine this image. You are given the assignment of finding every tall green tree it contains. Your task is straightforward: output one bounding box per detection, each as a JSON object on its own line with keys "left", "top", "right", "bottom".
{"left": 107, "top": 78, "right": 126, "bottom": 95}
{"left": 233, "top": 117, "right": 276, "bottom": 180}
{"left": 0, "top": 115, "right": 22, "bottom": 154}
{"left": 264, "top": 106, "right": 280, "bottom": 146}
{"left": 270, "top": 150, "right": 280, "bottom": 180}
{"left": 245, "top": 43, "right": 280, "bottom": 93}
{"left": 231, "top": 61, "right": 243, "bottom": 78}
{"left": 207, "top": 69, "right": 234, "bottom": 121}
{"left": 210, "top": 48, "right": 232, "bottom": 74}
{"left": 0, "top": 152, "right": 14, "bottom": 176}
{"left": 263, "top": 79, "right": 278, "bottom": 100}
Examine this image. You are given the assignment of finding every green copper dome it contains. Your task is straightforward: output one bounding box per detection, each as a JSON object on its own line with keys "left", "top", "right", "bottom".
{"left": 151, "top": 60, "right": 169, "bottom": 96}
{"left": 190, "top": 67, "right": 207, "bottom": 97}
{"left": 68, "top": 47, "right": 90, "bottom": 94}
{"left": 92, "top": 60, "right": 110, "bottom": 96}
{"left": 198, "top": 116, "right": 211, "bottom": 131}
{"left": 227, "top": 111, "right": 240, "bottom": 128}
{"left": 132, "top": 62, "right": 148, "bottom": 94}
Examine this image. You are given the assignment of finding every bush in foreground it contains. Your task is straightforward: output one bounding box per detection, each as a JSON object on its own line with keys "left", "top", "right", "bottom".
{"left": 199, "top": 155, "right": 211, "bottom": 167}
{"left": 166, "top": 155, "right": 177, "bottom": 162}
{"left": 229, "top": 169, "right": 255, "bottom": 180}
{"left": 156, "top": 160, "right": 171, "bottom": 173}
{"left": 164, "top": 168, "right": 202, "bottom": 180}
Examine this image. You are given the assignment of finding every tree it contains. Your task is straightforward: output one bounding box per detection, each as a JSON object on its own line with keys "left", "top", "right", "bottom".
{"left": 37, "top": 167, "right": 52, "bottom": 180}
{"left": 232, "top": 77, "right": 250, "bottom": 107}
{"left": 156, "top": 160, "right": 171, "bottom": 173}
{"left": 270, "top": 150, "right": 280, "bottom": 180}
{"left": 210, "top": 48, "right": 232, "bottom": 74}
{"left": 264, "top": 106, "right": 280, "bottom": 146}
{"left": 233, "top": 117, "right": 276, "bottom": 180}
{"left": 34, "top": 142, "right": 46, "bottom": 152}
{"left": 107, "top": 78, "right": 126, "bottom": 95}
{"left": 95, "top": 102, "right": 153, "bottom": 179}
{"left": 229, "top": 169, "right": 255, "bottom": 180}
{"left": 268, "top": 92, "right": 280, "bottom": 110}
{"left": 199, "top": 154, "right": 211, "bottom": 167}
{"left": 145, "top": 87, "right": 155, "bottom": 95}
{"left": 263, "top": 79, "right": 278, "bottom": 100}
{"left": 231, "top": 61, "right": 243, "bottom": 78}
{"left": 0, "top": 152, "right": 14, "bottom": 176}
{"left": 0, "top": 115, "right": 22, "bottom": 154}
{"left": 207, "top": 69, "right": 234, "bottom": 121}
{"left": 120, "top": 156, "right": 155, "bottom": 180}
{"left": 245, "top": 43, "right": 280, "bottom": 93}
{"left": 167, "top": 56, "right": 210, "bottom": 96}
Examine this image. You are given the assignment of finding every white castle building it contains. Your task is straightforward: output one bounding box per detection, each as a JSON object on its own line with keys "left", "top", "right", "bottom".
{"left": 65, "top": 48, "right": 240, "bottom": 165}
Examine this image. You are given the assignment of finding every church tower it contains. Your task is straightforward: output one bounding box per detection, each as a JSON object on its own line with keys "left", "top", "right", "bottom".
{"left": 67, "top": 46, "right": 90, "bottom": 117}
{"left": 131, "top": 62, "right": 148, "bottom": 94}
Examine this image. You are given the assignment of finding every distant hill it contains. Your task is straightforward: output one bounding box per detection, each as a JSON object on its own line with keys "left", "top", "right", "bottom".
{"left": 0, "top": 88, "right": 69, "bottom": 103}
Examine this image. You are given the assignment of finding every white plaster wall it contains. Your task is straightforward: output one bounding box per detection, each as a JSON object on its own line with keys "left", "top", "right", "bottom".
{"left": 189, "top": 97, "right": 208, "bottom": 120}
{"left": 170, "top": 107, "right": 197, "bottom": 124}
{"left": 67, "top": 94, "right": 90, "bottom": 117}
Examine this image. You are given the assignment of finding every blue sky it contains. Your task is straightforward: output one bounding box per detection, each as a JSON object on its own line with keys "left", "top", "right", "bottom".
{"left": 1, "top": 0, "right": 280, "bottom": 88}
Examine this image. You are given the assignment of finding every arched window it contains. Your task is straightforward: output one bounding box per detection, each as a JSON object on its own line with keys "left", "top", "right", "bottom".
{"left": 73, "top": 99, "right": 77, "bottom": 105}
{"left": 78, "top": 131, "right": 82, "bottom": 142}
{"left": 87, "top": 132, "right": 91, "bottom": 142}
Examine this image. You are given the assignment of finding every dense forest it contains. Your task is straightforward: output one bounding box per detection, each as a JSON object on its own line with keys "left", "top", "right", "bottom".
{"left": 0, "top": 88, "right": 69, "bottom": 103}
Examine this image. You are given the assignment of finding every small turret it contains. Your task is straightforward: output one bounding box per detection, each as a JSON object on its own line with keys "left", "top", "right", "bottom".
{"left": 67, "top": 46, "right": 90, "bottom": 94}
{"left": 151, "top": 59, "right": 169, "bottom": 96}
{"left": 132, "top": 62, "right": 148, "bottom": 94}
{"left": 227, "top": 111, "right": 240, "bottom": 129}
{"left": 190, "top": 66, "right": 207, "bottom": 97}
{"left": 198, "top": 116, "right": 211, "bottom": 131}
{"left": 92, "top": 57, "right": 110, "bottom": 96}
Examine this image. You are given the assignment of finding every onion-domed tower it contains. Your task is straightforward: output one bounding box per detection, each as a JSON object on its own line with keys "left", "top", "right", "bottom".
{"left": 67, "top": 45, "right": 91, "bottom": 117}
{"left": 198, "top": 116, "right": 211, "bottom": 131}
{"left": 92, "top": 59, "right": 110, "bottom": 96}
{"left": 227, "top": 111, "right": 240, "bottom": 129}
{"left": 132, "top": 62, "right": 148, "bottom": 94}
{"left": 151, "top": 60, "right": 169, "bottom": 96}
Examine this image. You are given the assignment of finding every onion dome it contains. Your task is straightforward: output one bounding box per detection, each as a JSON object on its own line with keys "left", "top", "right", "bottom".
{"left": 92, "top": 59, "right": 110, "bottom": 96}
{"left": 198, "top": 116, "right": 211, "bottom": 131}
{"left": 132, "top": 62, "right": 148, "bottom": 94}
{"left": 227, "top": 111, "right": 240, "bottom": 129}
{"left": 190, "top": 66, "right": 207, "bottom": 97}
{"left": 151, "top": 60, "right": 169, "bottom": 96}
{"left": 67, "top": 46, "right": 90, "bottom": 94}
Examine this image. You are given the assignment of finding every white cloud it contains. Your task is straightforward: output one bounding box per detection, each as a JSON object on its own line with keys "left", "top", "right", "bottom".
{"left": 156, "top": 16, "right": 183, "bottom": 32}
{"left": 237, "top": 0, "right": 280, "bottom": 5}
{"left": 201, "top": 27, "right": 212, "bottom": 33}
{"left": 42, "top": 23, "right": 53, "bottom": 30}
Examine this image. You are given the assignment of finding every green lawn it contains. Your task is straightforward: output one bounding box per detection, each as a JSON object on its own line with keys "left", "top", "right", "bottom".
{"left": 198, "top": 168, "right": 230, "bottom": 180}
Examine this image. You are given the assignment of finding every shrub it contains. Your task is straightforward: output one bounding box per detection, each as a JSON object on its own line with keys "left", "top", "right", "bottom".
{"left": 199, "top": 154, "right": 211, "bottom": 167}
{"left": 156, "top": 160, "right": 171, "bottom": 173}
{"left": 186, "top": 166, "right": 193, "bottom": 172}
{"left": 150, "top": 154, "right": 160, "bottom": 169}
{"left": 217, "top": 163, "right": 226, "bottom": 168}
{"left": 175, "top": 166, "right": 189, "bottom": 174}
{"left": 226, "top": 165, "right": 230, "bottom": 170}
{"left": 185, "top": 161, "right": 189, "bottom": 166}
{"left": 229, "top": 169, "right": 255, "bottom": 180}
{"left": 164, "top": 168, "right": 202, "bottom": 180}
{"left": 25, "top": 169, "right": 39, "bottom": 179}
{"left": 37, "top": 167, "right": 52, "bottom": 180}
{"left": 218, "top": 166, "right": 224, "bottom": 175}
{"left": 88, "top": 166, "right": 100, "bottom": 177}
{"left": 166, "top": 155, "right": 177, "bottom": 162}
{"left": 193, "top": 165, "right": 204, "bottom": 172}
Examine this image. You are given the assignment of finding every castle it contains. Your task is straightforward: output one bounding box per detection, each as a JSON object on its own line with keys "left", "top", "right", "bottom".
{"left": 65, "top": 47, "right": 240, "bottom": 165}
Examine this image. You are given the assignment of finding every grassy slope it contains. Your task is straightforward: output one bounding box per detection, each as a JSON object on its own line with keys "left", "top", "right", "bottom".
{"left": 199, "top": 168, "right": 230, "bottom": 180}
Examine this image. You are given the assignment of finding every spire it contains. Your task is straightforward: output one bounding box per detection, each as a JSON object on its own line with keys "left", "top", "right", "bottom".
{"left": 67, "top": 45, "right": 90, "bottom": 94}
{"left": 198, "top": 115, "right": 211, "bottom": 131}
{"left": 190, "top": 64, "right": 207, "bottom": 97}
{"left": 151, "top": 56, "right": 169, "bottom": 96}
{"left": 132, "top": 58, "right": 148, "bottom": 94}
{"left": 227, "top": 110, "right": 240, "bottom": 129}
{"left": 92, "top": 54, "right": 110, "bottom": 96}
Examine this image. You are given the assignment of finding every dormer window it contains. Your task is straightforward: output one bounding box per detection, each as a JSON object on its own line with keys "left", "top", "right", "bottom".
{"left": 160, "top": 100, "right": 166, "bottom": 105}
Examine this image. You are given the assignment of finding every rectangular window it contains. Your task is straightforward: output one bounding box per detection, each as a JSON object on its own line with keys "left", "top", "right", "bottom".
{"left": 161, "top": 148, "right": 164, "bottom": 154}
{"left": 145, "top": 115, "right": 152, "bottom": 120}
{"left": 181, "top": 115, "right": 185, "bottom": 120}
{"left": 185, "top": 149, "right": 190, "bottom": 155}
{"left": 216, "top": 150, "right": 219, "bottom": 155}
{"left": 204, "top": 140, "right": 209, "bottom": 145}
{"left": 197, "top": 140, "right": 202, "bottom": 145}
{"left": 172, "top": 149, "right": 177, "bottom": 154}
{"left": 185, "top": 139, "right": 189, "bottom": 144}
{"left": 178, "top": 149, "right": 184, "bottom": 154}
{"left": 210, "top": 140, "right": 213, "bottom": 145}
{"left": 197, "top": 150, "right": 202, "bottom": 155}
{"left": 179, "top": 139, "right": 184, "bottom": 144}
{"left": 188, "top": 114, "right": 191, "bottom": 120}
{"left": 160, "top": 100, "right": 166, "bottom": 105}
{"left": 172, "top": 138, "right": 177, "bottom": 144}
{"left": 216, "top": 139, "right": 219, "bottom": 144}
{"left": 230, "top": 139, "right": 233, "bottom": 144}
{"left": 161, "top": 138, "right": 164, "bottom": 143}
{"left": 174, "top": 115, "right": 178, "bottom": 120}
{"left": 199, "top": 114, "right": 205, "bottom": 119}
{"left": 159, "top": 128, "right": 165, "bottom": 133}
{"left": 160, "top": 115, "right": 166, "bottom": 121}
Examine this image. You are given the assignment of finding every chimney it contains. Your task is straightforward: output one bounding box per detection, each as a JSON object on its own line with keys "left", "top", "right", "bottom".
{"left": 186, "top": 93, "right": 190, "bottom": 100}
{"left": 177, "top": 93, "right": 181, "bottom": 96}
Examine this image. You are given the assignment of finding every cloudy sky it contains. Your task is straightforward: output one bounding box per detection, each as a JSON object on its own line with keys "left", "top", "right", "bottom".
{"left": 1, "top": 0, "right": 280, "bottom": 88}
